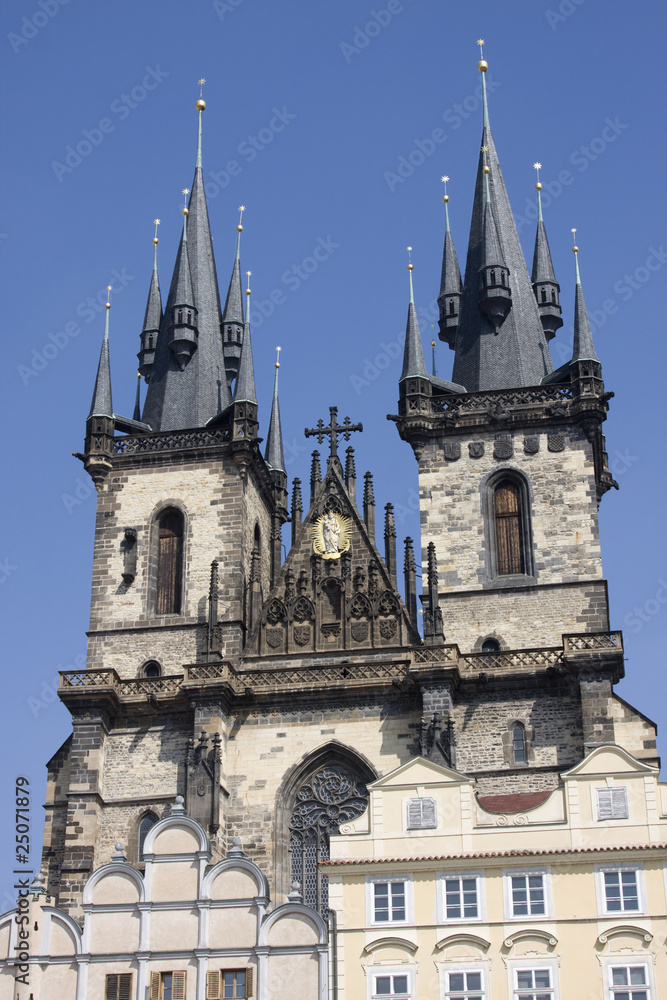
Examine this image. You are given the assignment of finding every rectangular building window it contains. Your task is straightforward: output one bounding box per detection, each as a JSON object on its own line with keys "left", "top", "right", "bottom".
{"left": 597, "top": 787, "right": 628, "bottom": 820}
{"left": 105, "top": 974, "right": 133, "bottom": 1000}
{"left": 444, "top": 876, "right": 479, "bottom": 920}
{"left": 207, "top": 969, "right": 254, "bottom": 998}
{"left": 603, "top": 870, "right": 639, "bottom": 912}
{"left": 510, "top": 874, "right": 546, "bottom": 916}
{"left": 373, "top": 880, "right": 406, "bottom": 922}
{"left": 609, "top": 964, "right": 650, "bottom": 999}
{"left": 406, "top": 796, "right": 437, "bottom": 830}
{"left": 445, "top": 969, "right": 485, "bottom": 999}
{"left": 513, "top": 968, "right": 553, "bottom": 999}
{"left": 149, "top": 972, "right": 186, "bottom": 1000}
{"left": 372, "top": 973, "right": 410, "bottom": 998}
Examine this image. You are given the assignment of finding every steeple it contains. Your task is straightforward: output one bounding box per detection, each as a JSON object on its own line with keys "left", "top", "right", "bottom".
{"left": 167, "top": 190, "right": 198, "bottom": 370}
{"left": 400, "top": 248, "right": 429, "bottom": 381}
{"left": 133, "top": 373, "right": 142, "bottom": 422}
{"left": 531, "top": 163, "right": 563, "bottom": 340}
{"left": 222, "top": 206, "right": 246, "bottom": 384}
{"left": 437, "top": 177, "right": 462, "bottom": 347}
{"left": 451, "top": 45, "right": 553, "bottom": 391}
{"left": 142, "top": 87, "right": 231, "bottom": 431}
{"left": 89, "top": 286, "right": 113, "bottom": 418}
{"left": 233, "top": 271, "right": 257, "bottom": 404}
{"left": 138, "top": 220, "right": 163, "bottom": 380}
{"left": 571, "top": 233, "right": 599, "bottom": 364}
{"left": 265, "top": 348, "right": 285, "bottom": 473}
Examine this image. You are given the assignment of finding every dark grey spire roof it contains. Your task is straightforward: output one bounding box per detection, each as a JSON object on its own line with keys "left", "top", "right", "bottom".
{"left": 451, "top": 88, "right": 554, "bottom": 391}
{"left": 400, "top": 299, "right": 428, "bottom": 381}
{"left": 142, "top": 263, "right": 163, "bottom": 334}
{"left": 532, "top": 220, "right": 557, "bottom": 284}
{"left": 572, "top": 259, "right": 599, "bottom": 363}
{"left": 142, "top": 144, "right": 231, "bottom": 430}
{"left": 89, "top": 307, "right": 113, "bottom": 418}
{"left": 481, "top": 188, "right": 506, "bottom": 268}
{"left": 439, "top": 227, "right": 462, "bottom": 302}
{"left": 222, "top": 256, "right": 244, "bottom": 327}
{"left": 265, "top": 365, "right": 285, "bottom": 472}
{"left": 234, "top": 320, "right": 257, "bottom": 403}
{"left": 173, "top": 223, "right": 195, "bottom": 307}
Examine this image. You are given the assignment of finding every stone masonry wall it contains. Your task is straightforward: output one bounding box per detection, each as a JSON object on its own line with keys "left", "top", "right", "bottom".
{"left": 418, "top": 426, "right": 603, "bottom": 589}
{"left": 87, "top": 450, "right": 273, "bottom": 677}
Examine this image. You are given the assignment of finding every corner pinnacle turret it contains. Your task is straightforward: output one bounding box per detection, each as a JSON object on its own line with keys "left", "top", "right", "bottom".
{"left": 265, "top": 348, "right": 285, "bottom": 474}
{"left": 138, "top": 220, "right": 163, "bottom": 379}
{"left": 437, "top": 177, "right": 462, "bottom": 347}
{"left": 531, "top": 163, "right": 563, "bottom": 340}
{"left": 222, "top": 206, "right": 246, "bottom": 386}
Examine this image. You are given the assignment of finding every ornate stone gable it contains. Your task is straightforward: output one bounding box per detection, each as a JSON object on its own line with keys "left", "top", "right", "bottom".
{"left": 247, "top": 457, "right": 417, "bottom": 655}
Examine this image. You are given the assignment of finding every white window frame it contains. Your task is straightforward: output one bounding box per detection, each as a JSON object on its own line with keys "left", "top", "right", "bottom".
{"left": 508, "top": 959, "right": 559, "bottom": 1000}
{"left": 366, "top": 875, "right": 413, "bottom": 927}
{"left": 437, "top": 870, "right": 485, "bottom": 923}
{"left": 405, "top": 795, "right": 437, "bottom": 830}
{"left": 603, "top": 959, "right": 654, "bottom": 1000}
{"left": 595, "top": 786, "right": 629, "bottom": 821}
{"left": 441, "top": 962, "right": 488, "bottom": 999}
{"left": 503, "top": 867, "right": 552, "bottom": 920}
{"left": 595, "top": 863, "right": 645, "bottom": 916}
{"left": 367, "top": 965, "right": 414, "bottom": 1000}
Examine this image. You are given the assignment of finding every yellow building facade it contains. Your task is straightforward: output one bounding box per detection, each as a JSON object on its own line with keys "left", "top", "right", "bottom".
{"left": 323, "top": 745, "right": 667, "bottom": 1000}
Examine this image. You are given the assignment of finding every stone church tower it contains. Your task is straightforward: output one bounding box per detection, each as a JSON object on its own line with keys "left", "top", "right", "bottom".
{"left": 42, "top": 60, "right": 657, "bottom": 923}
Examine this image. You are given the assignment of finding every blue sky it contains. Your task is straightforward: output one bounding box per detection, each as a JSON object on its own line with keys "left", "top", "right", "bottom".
{"left": 1, "top": 0, "right": 666, "bottom": 907}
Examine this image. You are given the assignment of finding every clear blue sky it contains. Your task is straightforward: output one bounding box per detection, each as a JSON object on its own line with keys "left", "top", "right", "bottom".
{"left": 1, "top": 0, "right": 666, "bottom": 908}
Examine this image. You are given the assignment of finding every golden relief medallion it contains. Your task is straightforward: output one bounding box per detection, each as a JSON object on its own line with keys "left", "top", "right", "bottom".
{"left": 312, "top": 512, "right": 352, "bottom": 560}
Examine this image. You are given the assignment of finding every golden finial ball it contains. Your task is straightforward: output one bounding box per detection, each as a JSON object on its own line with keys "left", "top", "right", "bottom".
{"left": 478, "top": 59, "right": 488, "bottom": 72}
{"left": 196, "top": 99, "right": 206, "bottom": 111}
{"left": 182, "top": 207, "right": 189, "bottom": 216}
{"left": 407, "top": 263, "right": 414, "bottom": 271}
{"left": 246, "top": 288, "right": 251, "bottom": 295}
{"left": 572, "top": 245, "right": 579, "bottom": 254}
{"left": 152, "top": 237, "right": 159, "bottom": 245}
{"left": 236, "top": 224, "right": 243, "bottom": 232}
{"left": 443, "top": 194, "right": 449, "bottom": 203}
{"left": 105, "top": 302, "right": 111, "bottom": 310}
{"left": 535, "top": 182, "right": 542, "bottom": 191}
{"left": 483, "top": 165, "right": 490, "bottom": 175}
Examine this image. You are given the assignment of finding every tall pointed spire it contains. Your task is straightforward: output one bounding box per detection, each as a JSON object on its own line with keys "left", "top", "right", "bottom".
{"left": 138, "top": 220, "right": 163, "bottom": 380}
{"left": 531, "top": 163, "right": 563, "bottom": 340}
{"left": 89, "top": 286, "right": 113, "bottom": 418}
{"left": 234, "top": 270, "right": 257, "bottom": 403}
{"left": 400, "top": 247, "right": 429, "bottom": 380}
{"left": 166, "top": 190, "right": 198, "bottom": 370}
{"left": 142, "top": 85, "right": 230, "bottom": 430}
{"left": 133, "top": 373, "right": 142, "bottom": 421}
{"left": 452, "top": 45, "right": 553, "bottom": 390}
{"left": 265, "top": 347, "right": 285, "bottom": 473}
{"left": 437, "top": 176, "right": 462, "bottom": 347}
{"left": 222, "top": 206, "right": 246, "bottom": 383}
{"left": 570, "top": 232, "right": 599, "bottom": 363}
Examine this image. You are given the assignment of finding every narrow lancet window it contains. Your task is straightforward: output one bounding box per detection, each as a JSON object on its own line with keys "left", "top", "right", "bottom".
{"left": 494, "top": 480, "right": 524, "bottom": 575}
{"left": 513, "top": 723, "right": 526, "bottom": 763}
{"left": 156, "top": 509, "right": 183, "bottom": 615}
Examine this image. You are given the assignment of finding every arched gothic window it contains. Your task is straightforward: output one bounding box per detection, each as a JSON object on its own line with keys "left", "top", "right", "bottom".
{"left": 494, "top": 480, "right": 524, "bottom": 576}
{"left": 481, "top": 638, "right": 500, "bottom": 653}
{"left": 289, "top": 764, "right": 368, "bottom": 916}
{"left": 138, "top": 812, "right": 158, "bottom": 861}
{"left": 513, "top": 723, "right": 527, "bottom": 764}
{"left": 143, "top": 660, "right": 161, "bottom": 678}
{"left": 156, "top": 508, "right": 184, "bottom": 615}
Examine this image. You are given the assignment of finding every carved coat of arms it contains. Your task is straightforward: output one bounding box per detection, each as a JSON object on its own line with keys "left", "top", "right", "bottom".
{"left": 312, "top": 512, "right": 352, "bottom": 560}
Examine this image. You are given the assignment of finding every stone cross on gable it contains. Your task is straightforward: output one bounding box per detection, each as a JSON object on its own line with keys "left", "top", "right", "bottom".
{"left": 304, "top": 406, "right": 363, "bottom": 461}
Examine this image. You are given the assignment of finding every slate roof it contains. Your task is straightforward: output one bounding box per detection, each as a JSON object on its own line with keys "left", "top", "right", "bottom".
{"left": 451, "top": 83, "right": 554, "bottom": 391}
{"left": 234, "top": 320, "right": 257, "bottom": 404}
{"left": 88, "top": 308, "right": 113, "bottom": 418}
{"left": 141, "top": 260, "right": 162, "bottom": 336}
{"left": 438, "top": 204, "right": 462, "bottom": 303}
{"left": 265, "top": 366, "right": 285, "bottom": 472}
